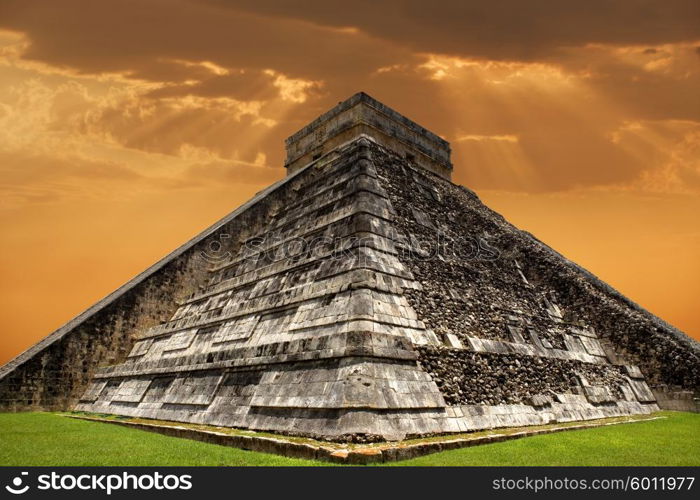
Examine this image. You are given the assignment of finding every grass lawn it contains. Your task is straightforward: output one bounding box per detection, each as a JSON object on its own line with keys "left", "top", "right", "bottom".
{"left": 0, "top": 411, "right": 697, "bottom": 466}
{"left": 0, "top": 412, "right": 325, "bottom": 466}
{"left": 390, "top": 411, "right": 700, "bottom": 466}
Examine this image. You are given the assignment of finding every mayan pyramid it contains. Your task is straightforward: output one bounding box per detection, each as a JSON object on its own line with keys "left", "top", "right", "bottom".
{"left": 1, "top": 92, "right": 698, "bottom": 441}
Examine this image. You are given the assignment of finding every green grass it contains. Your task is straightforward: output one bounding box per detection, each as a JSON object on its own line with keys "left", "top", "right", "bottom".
{"left": 0, "top": 412, "right": 325, "bottom": 466}
{"left": 388, "top": 411, "right": 700, "bottom": 466}
{"left": 0, "top": 411, "right": 697, "bottom": 466}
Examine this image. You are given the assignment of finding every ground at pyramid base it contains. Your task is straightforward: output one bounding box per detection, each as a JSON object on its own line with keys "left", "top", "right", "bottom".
{"left": 1, "top": 92, "right": 698, "bottom": 442}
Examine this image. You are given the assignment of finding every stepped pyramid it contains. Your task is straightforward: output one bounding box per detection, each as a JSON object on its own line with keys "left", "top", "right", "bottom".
{"left": 2, "top": 93, "right": 698, "bottom": 440}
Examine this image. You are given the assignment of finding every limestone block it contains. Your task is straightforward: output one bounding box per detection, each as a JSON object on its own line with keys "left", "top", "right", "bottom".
{"left": 445, "top": 333, "right": 463, "bottom": 349}
{"left": 627, "top": 378, "right": 656, "bottom": 403}
{"left": 624, "top": 365, "right": 644, "bottom": 379}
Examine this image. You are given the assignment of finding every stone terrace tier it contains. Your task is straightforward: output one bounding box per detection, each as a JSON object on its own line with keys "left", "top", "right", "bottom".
{"left": 284, "top": 92, "right": 452, "bottom": 180}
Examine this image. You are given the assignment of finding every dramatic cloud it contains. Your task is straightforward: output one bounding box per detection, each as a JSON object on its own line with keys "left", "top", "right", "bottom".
{"left": 207, "top": 0, "right": 700, "bottom": 60}
{"left": 0, "top": 0, "right": 411, "bottom": 81}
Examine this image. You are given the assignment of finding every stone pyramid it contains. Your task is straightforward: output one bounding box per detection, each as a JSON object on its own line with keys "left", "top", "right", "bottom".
{"left": 2, "top": 93, "right": 698, "bottom": 441}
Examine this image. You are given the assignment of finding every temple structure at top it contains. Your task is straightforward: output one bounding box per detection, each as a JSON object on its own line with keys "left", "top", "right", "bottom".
{"left": 284, "top": 92, "right": 452, "bottom": 179}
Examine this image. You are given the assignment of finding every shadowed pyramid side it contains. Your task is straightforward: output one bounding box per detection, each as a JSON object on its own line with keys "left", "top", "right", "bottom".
{"left": 366, "top": 140, "right": 692, "bottom": 425}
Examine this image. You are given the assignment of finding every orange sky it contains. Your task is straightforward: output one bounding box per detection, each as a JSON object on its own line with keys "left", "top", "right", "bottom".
{"left": 1, "top": 0, "right": 699, "bottom": 365}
